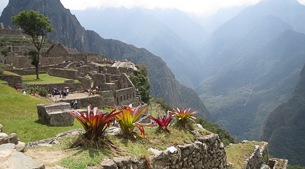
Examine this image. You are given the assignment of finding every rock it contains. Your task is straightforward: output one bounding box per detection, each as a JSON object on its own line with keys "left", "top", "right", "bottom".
{"left": 0, "top": 143, "right": 44, "bottom": 169}
{"left": 100, "top": 158, "right": 118, "bottom": 169}
{"left": 8, "top": 133, "right": 18, "bottom": 144}
{"left": 0, "top": 133, "right": 9, "bottom": 144}
{"left": 167, "top": 146, "right": 177, "bottom": 154}
{"left": 148, "top": 148, "right": 162, "bottom": 157}
{"left": 106, "top": 127, "right": 121, "bottom": 136}
{"left": 15, "top": 141, "right": 26, "bottom": 152}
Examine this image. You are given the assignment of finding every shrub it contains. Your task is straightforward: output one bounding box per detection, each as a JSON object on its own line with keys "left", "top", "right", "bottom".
{"left": 26, "top": 87, "right": 48, "bottom": 97}
{"left": 148, "top": 111, "right": 173, "bottom": 133}
{"left": 115, "top": 104, "right": 148, "bottom": 138}
{"left": 0, "top": 68, "right": 3, "bottom": 75}
{"left": 172, "top": 108, "right": 197, "bottom": 130}
{"left": 68, "top": 105, "right": 122, "bottom": 148}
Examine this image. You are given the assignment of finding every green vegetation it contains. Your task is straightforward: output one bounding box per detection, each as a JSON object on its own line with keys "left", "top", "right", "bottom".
{"left": 288, "top": 165, "right": 305, "bottom": 169}
{"left": 129, "top": 65, "right": 150, "bottom": 104}
{"left": 115, "top": 105, "right": 148, "bottom": 138}
{"left": 172, "top": 108, "right": 197, "bottom": 130}
{"left": 196, "top": 118, "right": 235, "bottom": 146}
{"left": 12, "top": 10, "right": 53, "bottom": 79}
{"left": 0, "top": 84, "right": 81, "bottom": 142}
{"left": 226, "top": 141, "right": 264, "bottom": 169}
{"left": 3, "top": 70, "right": 19, "bottom": 76}
{"left": 22, "top": 74, "right": 76, "bottom": 84}
{"left": 26, "top": 87, "right": 49, "bottom": 97}
{"left": 0, "top": 68, "right": 3, "bottom": 75}
{"left": 152, "top": 98, "right": 172, "bottom": 111}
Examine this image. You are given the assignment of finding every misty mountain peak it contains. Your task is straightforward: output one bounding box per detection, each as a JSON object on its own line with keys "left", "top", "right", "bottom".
{"left": 260, "top": 0, "right": 300, "bottom": 5}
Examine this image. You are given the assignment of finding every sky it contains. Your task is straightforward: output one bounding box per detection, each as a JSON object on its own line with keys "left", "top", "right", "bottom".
{"left": 0, "top": 0, "right": 258, "bottom": 17}
{"left": 1, "top": 0, "right": 305, "bottom": 16}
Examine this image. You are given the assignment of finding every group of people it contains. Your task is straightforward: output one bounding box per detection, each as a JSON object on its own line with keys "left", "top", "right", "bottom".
{"left": 51, "top": 87, "right": 69, "bottom": 98}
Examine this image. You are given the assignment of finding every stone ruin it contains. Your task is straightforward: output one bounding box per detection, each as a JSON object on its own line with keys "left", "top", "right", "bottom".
{"left": 37, "top": 102, "right": 75, "bottom": 126}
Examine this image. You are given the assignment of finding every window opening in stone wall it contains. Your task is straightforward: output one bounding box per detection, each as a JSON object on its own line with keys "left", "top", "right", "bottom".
{"left": 120, "top": 96, "right": 122, "bottom": 101}
{"left": 124, "top": 95, "right": 125, "bottom": 100}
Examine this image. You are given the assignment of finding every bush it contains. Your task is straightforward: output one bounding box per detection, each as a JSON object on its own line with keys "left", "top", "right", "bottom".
{"left": 0, "top": 68, "right": 3, "bottom": 75}
{"left": 26, "top": 87, "right": 48, "bottom": 97}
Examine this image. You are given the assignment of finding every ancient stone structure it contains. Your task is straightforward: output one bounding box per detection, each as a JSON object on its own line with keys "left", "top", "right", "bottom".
{"left": 100, "top": 134, "right": 227, "bottom": 169}
{"left": 243, "top": 141, "right": 269, "bottom": 169}
{"left": 0, "top": 73, "right": 22, "bottom": 88}
{"left": 37, "top": 102, "right": 74, "bottom": 126}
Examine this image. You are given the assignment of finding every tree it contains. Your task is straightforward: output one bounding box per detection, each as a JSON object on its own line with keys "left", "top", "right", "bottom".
{"left": 129, "top": 65, "right": 151, "bottom": 104}
{"left": 12, "top": 10, "right": 53, "bottom": 79}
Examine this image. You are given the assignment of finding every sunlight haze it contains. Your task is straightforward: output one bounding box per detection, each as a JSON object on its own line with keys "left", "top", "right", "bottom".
{"left": 1, "top": 0, "right": 305, "bottom": 16}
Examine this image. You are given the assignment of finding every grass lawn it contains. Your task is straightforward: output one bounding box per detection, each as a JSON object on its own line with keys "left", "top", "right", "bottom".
{"left": 3, "top": 70, "right": 20, "bottom": 76}
{"left": 22, "top": 74, "right": 79, "bottom": 84}
{"left": 0, "top": 84, "right": 81, "bottom": 142}
{"left": 226, "top": 141, "right": 265, "bottom": 169}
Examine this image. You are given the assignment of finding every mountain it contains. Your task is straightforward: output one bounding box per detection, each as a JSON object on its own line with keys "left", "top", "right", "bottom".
{"left": 0, "top": 0, "right": 210, "bottom": 119}
{"left": 71, "top": 8, "right": 205, "bottom": 88}
{"left": 261, "top": 63, "right": 305, "bottom": 166}
{"left": 197, "top": 0, "right": 305, "bottom": 140}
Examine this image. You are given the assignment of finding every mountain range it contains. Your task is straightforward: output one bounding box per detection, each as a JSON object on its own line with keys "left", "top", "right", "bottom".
{"left": 0, "top": 0, "right": 210, "bottom": 119}
{"left": 261, "top": 63, "right": 305, "bottom": 165}
{"left": 69, "top": 0, "right": 305, "bottom": 141}
{"left": 68, "top": 0, "right": 305, "bottom": 165}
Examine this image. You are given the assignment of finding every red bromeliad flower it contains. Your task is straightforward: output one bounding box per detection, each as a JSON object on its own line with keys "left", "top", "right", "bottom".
{"left": 69, "top": 105, "right": 122, "bottom": 142}
{"left": 148, "top": 111, "right": 173, "bottom": 133}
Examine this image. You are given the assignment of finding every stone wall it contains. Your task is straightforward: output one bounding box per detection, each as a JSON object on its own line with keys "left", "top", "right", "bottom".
{"left": 0, "top": 74, "right": 22, "bottom": 88}
{"left": 100, "top": 91, "right": 116, "bottom": 107}
{"left": 59, "top": 95, "right": 102, "bottom": 108}
{"left": 100, "top": 133, "right": 227, "bottom": 169}
{"left": 243, "top": 141, "right": 269, "bottom": 169}
{"left": 26, "top": 82, "right": 83, "bottom": 93}
{"left": 115, "top": 87, "right": 139, "bottom": 106}
{"left": 48, "top": 68, "right": 78, "bottom": 80}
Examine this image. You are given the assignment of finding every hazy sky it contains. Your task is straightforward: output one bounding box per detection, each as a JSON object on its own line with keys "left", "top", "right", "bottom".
{"left": 1, "top": 0, "right": 305, "bottom": 16}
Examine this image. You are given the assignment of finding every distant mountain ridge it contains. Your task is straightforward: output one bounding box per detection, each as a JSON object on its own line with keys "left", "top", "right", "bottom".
{"left": 196, "top": 0, "right": 305, "bottom": 142}
{"left": 0, "top": 0, "right": 210, "bottom": 119}
{"left": 261, "top": 63, "right": 305, "bottom": 165}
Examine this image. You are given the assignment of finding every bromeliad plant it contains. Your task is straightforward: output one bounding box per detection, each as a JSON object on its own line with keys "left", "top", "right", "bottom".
{"left": 68, "top": 105, "right": 122, "bottom": 148}
{"left": 148, "top": 111, "right": 173, "bottom": 133}
{"left": 115, "top": 104, "right": 148, "bottom": 139}
{"left": 172, "top": 108, "right": 197, "bottom": 130}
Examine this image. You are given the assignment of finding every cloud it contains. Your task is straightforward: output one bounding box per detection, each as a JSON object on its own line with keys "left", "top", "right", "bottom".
{"left": 60, "top": 0, "right": 261, "bottom": 16}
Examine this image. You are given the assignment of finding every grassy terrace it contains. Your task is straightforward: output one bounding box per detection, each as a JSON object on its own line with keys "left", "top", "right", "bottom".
{"left": 0, "top": 84, "right": 81, "bottom": 142}
{"left": 226, "top": 141, "right": 265, "bottom": 169}
{"left": 22, "top": 73, "right": 79, "bottom": 84}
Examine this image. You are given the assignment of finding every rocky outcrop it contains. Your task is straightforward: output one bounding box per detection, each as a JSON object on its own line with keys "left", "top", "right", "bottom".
{"left": 0, "top": 124, "right": 44, "bottom": 169}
